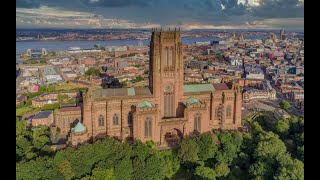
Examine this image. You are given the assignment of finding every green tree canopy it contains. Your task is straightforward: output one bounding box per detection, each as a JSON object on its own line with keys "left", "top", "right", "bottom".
{"left": 197, "top": 132, "right": 218, "bottom": 161}
{"left": 91, "top": 167, "right": 115, "bottom": 180}
{"left": 85, "top": 67, "right": 101, "bottom": 76}
{"left": 279, "top": 100, "right": 290, "bottom": 111}
{"left": 194, "top": 166, "right": 216, "bottom": 180}
{"left": 178, "top": 138, "right": 200, "bottom": 163}
{"left": 214, "top": 162, "right": 230, "bottom": 177}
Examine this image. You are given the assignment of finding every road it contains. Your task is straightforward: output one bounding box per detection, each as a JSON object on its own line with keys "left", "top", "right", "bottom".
{"left": 271, "top": 82, "right": 303, "bottom": 116}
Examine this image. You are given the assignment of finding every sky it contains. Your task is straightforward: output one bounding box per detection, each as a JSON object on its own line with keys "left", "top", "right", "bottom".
{"left": 16, "top": 0, "right": 304, "bottom": 30}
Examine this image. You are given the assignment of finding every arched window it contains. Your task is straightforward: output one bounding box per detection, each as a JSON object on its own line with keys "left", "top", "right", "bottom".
{"left": 215, "top": 107, "right": 219, "bottom": 119}
{"left": 98, "top": 115, "right": 104, "bottom": 127}
{"left": 113, "top": 114, "right": 119, "bottom": 126}
{"left": 144, "top": 117, "right": 152, "bottom": 138}
{"left": 164, "top": 85, "right": 174, "bottom": 117}
{"left": 194, "top": 113, "right": 201, "bottom": 132}
{"left": 128, "top": 112, "right": 133, "bottom": 125}
{"left": 164, "top": 47, "right": 168, "bottom": 66}
{"left": 226, "top": 105, "right": 232, "bottom": 118}
{"left": 169, "top": 47, "right": 173, "bottom": 67}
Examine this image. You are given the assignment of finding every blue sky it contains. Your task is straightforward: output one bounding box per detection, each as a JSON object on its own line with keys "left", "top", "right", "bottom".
{"left": 16, "top": 0, "right": 304, "bottom": 29}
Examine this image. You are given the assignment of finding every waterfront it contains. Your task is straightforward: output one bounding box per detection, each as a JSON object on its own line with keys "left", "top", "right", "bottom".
{"left": 16, "top": 35, "right": 270, "bottom": 63}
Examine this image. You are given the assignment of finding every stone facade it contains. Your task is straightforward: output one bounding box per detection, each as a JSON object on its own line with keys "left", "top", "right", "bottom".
{"left": 72, "top": 30, "right": 242, "bottom": 146}
{"left": 55, "top": 106, "right": 82, "bottom": 134}
{"left": 31, "top": 110, "right": 54, "bottom": 127}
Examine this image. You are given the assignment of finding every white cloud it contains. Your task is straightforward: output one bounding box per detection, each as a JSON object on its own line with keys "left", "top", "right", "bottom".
{"left": 16, "top": 6, "right": 160, "bottom": 28}
{"left": 16, "top": 6, "right": 303, "bottom": 29}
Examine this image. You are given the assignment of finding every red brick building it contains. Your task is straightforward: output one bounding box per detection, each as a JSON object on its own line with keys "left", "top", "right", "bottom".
{"left": 31, "top": 110, "right": 54, "bottom": 127}
{"left": 55, "top": 106, "right": 82, "bottom": 134}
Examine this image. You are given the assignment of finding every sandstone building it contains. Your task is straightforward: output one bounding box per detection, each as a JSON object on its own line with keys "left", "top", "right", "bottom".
{"left": 71, "top": 29, "right": 242, "bottom": 146}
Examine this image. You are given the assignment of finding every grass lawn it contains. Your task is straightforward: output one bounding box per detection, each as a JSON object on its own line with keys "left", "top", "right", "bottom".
{"left": 16, "top": 107, "right": 33, "bottom": 116}
{"left": 54, "top": 83, "right": 75, "bottom": 90}
{"left": 54, "top": 83, "right": 85, "bottom": 91}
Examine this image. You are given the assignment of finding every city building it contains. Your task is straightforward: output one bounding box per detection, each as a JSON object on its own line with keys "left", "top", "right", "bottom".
{"left": 55, "top": 106, "right": 82, "bottom": 134}
{"left": 70, "top": 30, "right": 242, "bottom": 146}
{"left": 274, "top": 108, "right": 290, "bottom": 120}
{"left": 31, "top": 110, "right": 54, "bottom": 127}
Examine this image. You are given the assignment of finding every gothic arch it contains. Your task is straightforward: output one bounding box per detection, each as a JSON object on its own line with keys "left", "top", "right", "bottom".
{"left": 144, "top": 116, "right": 152, "bottom": 138}
{"left": 113, "top": 113, "right": 119, "bottom": 125}
{"left": 226, "top": 105, "right": 232, "bottom": 118}
{"left": 194, "top": 112, "right": 201, "bottom": 132}
{"left": 98, "top": 115, "right": 104, "bottom": 127}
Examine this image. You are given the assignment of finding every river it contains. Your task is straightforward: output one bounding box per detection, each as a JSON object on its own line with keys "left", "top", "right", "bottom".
{"left": 16, "top": 35, "right": 267, "bottom": 63}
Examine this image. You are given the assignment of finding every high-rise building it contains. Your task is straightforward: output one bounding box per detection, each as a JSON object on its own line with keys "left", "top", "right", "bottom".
{"left": 70, "top": 29, "right": 243, "bottom": 146}
{"left": 280, "top": 28, "right": 286, "bottom": 40}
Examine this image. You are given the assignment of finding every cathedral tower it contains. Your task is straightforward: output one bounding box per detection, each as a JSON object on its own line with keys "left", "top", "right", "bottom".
{"left": 149, "top": 28, "right": 184, "bottom": 118}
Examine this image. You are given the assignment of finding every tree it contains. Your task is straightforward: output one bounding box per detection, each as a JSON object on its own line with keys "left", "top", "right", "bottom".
{"left": 159, "top": 150, "right": 180, "bottom": 179}
{"left": 131, "top": 157, "right": 146, "bottom": 180}
{"left": 114, "top": 158, "right": 133, "bottom": 180}
{"left": 134, "top": 75, "right": 144, "bottom": 82}
{"left": 31, "top": 60, "right": 38, "bottom": 64}
{"left": 16, "top": 119, "right": 30, "bottom": 139}
{"left": 214, "top": 162, "right": 230, "bottom": 177}
{"left": 40, "top": 59, "right": 46, "bottom": 64}
{"left": 58, "top": 160, "right": 75, "bottom": 180}
{"left": 275, "top": 120, "right": 290, "bottom": 136}
{"left": 41, "top": 102, "right": 60, "bottom": 110}
{"left": 91, "top": 167, "right": 115, "bottom": 180}
{"left": 197, "top": 132, "right": 217, "bottom": 161}
{"left": 178, "top": 138, "right": 200, "bottom": 163}
{"left": 279, "top": 100, "right": 290, "bottom": 111}
{"left": 16, "top": 158, "right": 63, "bottom": 180}
{"left": 32, "top": 125, "right": 50, "bottom": 152}
{"left": 58, "top": 94, "right": 68, "bottom": 101}
{"left": 215, "top": 132, "right": 243, "bottom": 165}
{"left": 16, "top": 137, "right": 34, "bottom": 161}
{"left": 254, "top": 132, "right": 287, "bottom": 161}
{"left": 145, "top": 155, "right": 166, "bottom": 180}
{"left": 249, "top": 161, "right": 273, "bottom": 179}
{"left": 274, "top": 159, "right": 304, "bottom": 180}
{"left": 132, "top": 141, "right": 150, "bottom": 161}
{"left": 194, "top": 166, "right": 216, "bottom": 180}
{"left": 85, "top": 67, "right": 101, "bottom": 76}
{"left": 145, "top": 140, "right": 155, "bottom": 148}
{"left": 297, "top": 145, "right": 304, "bottom": 162}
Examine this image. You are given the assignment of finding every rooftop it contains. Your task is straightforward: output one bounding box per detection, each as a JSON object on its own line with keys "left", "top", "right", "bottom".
{"left": 137, "top": 101, "right": 155, "bottom": 108}
{"left": 33, "top": 110, "right": 53, "bottom": 119}
{"left": 185, "top": 97, "right": 199, "bottom": 105}
{"left": 183, "top": 84, "right": 214, "bottom": 94}
{"left": 212, "top": 83, "right": 232, "bottom": 90}
{"left": 72, "top": 122, "right": 86, "bottom": 133}
{"left": 59, "top": 106, "right": 81, "bottom": 112}
{"left": 94, "top": 87, "right": 152, "bottom": 98}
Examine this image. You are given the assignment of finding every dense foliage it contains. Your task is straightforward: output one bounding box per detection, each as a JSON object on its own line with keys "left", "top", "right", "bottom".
{"left": 16, "top": 114, "right": 304, "bottom": 180}
{"left": 279, "top": 100, "right": 291, "bottom": 111}
{"left": 84, "top": 67, "right": 101, "bottom": 76}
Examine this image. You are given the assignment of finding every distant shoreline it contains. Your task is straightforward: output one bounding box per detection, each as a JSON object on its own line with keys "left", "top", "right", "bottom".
{"left": 16, "top": 39, "right": 150, "bottom": 42}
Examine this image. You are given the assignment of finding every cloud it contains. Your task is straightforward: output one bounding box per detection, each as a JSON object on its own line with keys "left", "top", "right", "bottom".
{"left": 16, "top": 6, "right": 161, "bottom": 28}
{"left": 16, "top": 0, "right": 41, "bottom": 8}
{"left": 253, "top": 0, "right": 304, "bottom": 18}
{"left": 16, "top": 0, "right": 304, "bottom": 29}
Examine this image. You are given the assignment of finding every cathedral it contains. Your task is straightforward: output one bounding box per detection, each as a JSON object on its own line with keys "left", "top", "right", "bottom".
{"left": 70, "top": 29, "right": 242, "bottom": 146}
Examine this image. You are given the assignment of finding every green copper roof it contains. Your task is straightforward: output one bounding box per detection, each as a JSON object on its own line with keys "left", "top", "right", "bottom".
{"left": 186, "top": 97, "right": 199, "bottom": 105}
{"left": 137, "top": 101, "right": 155, "bottom": 108}
{"left": 72, "top": 122, "right": 86, "bottom": 133}
{"left": 184, "top": 84, "right": 215, "bottom": 93}
{"left": 127, "top": 87, "right": 135, "bottom": 96}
